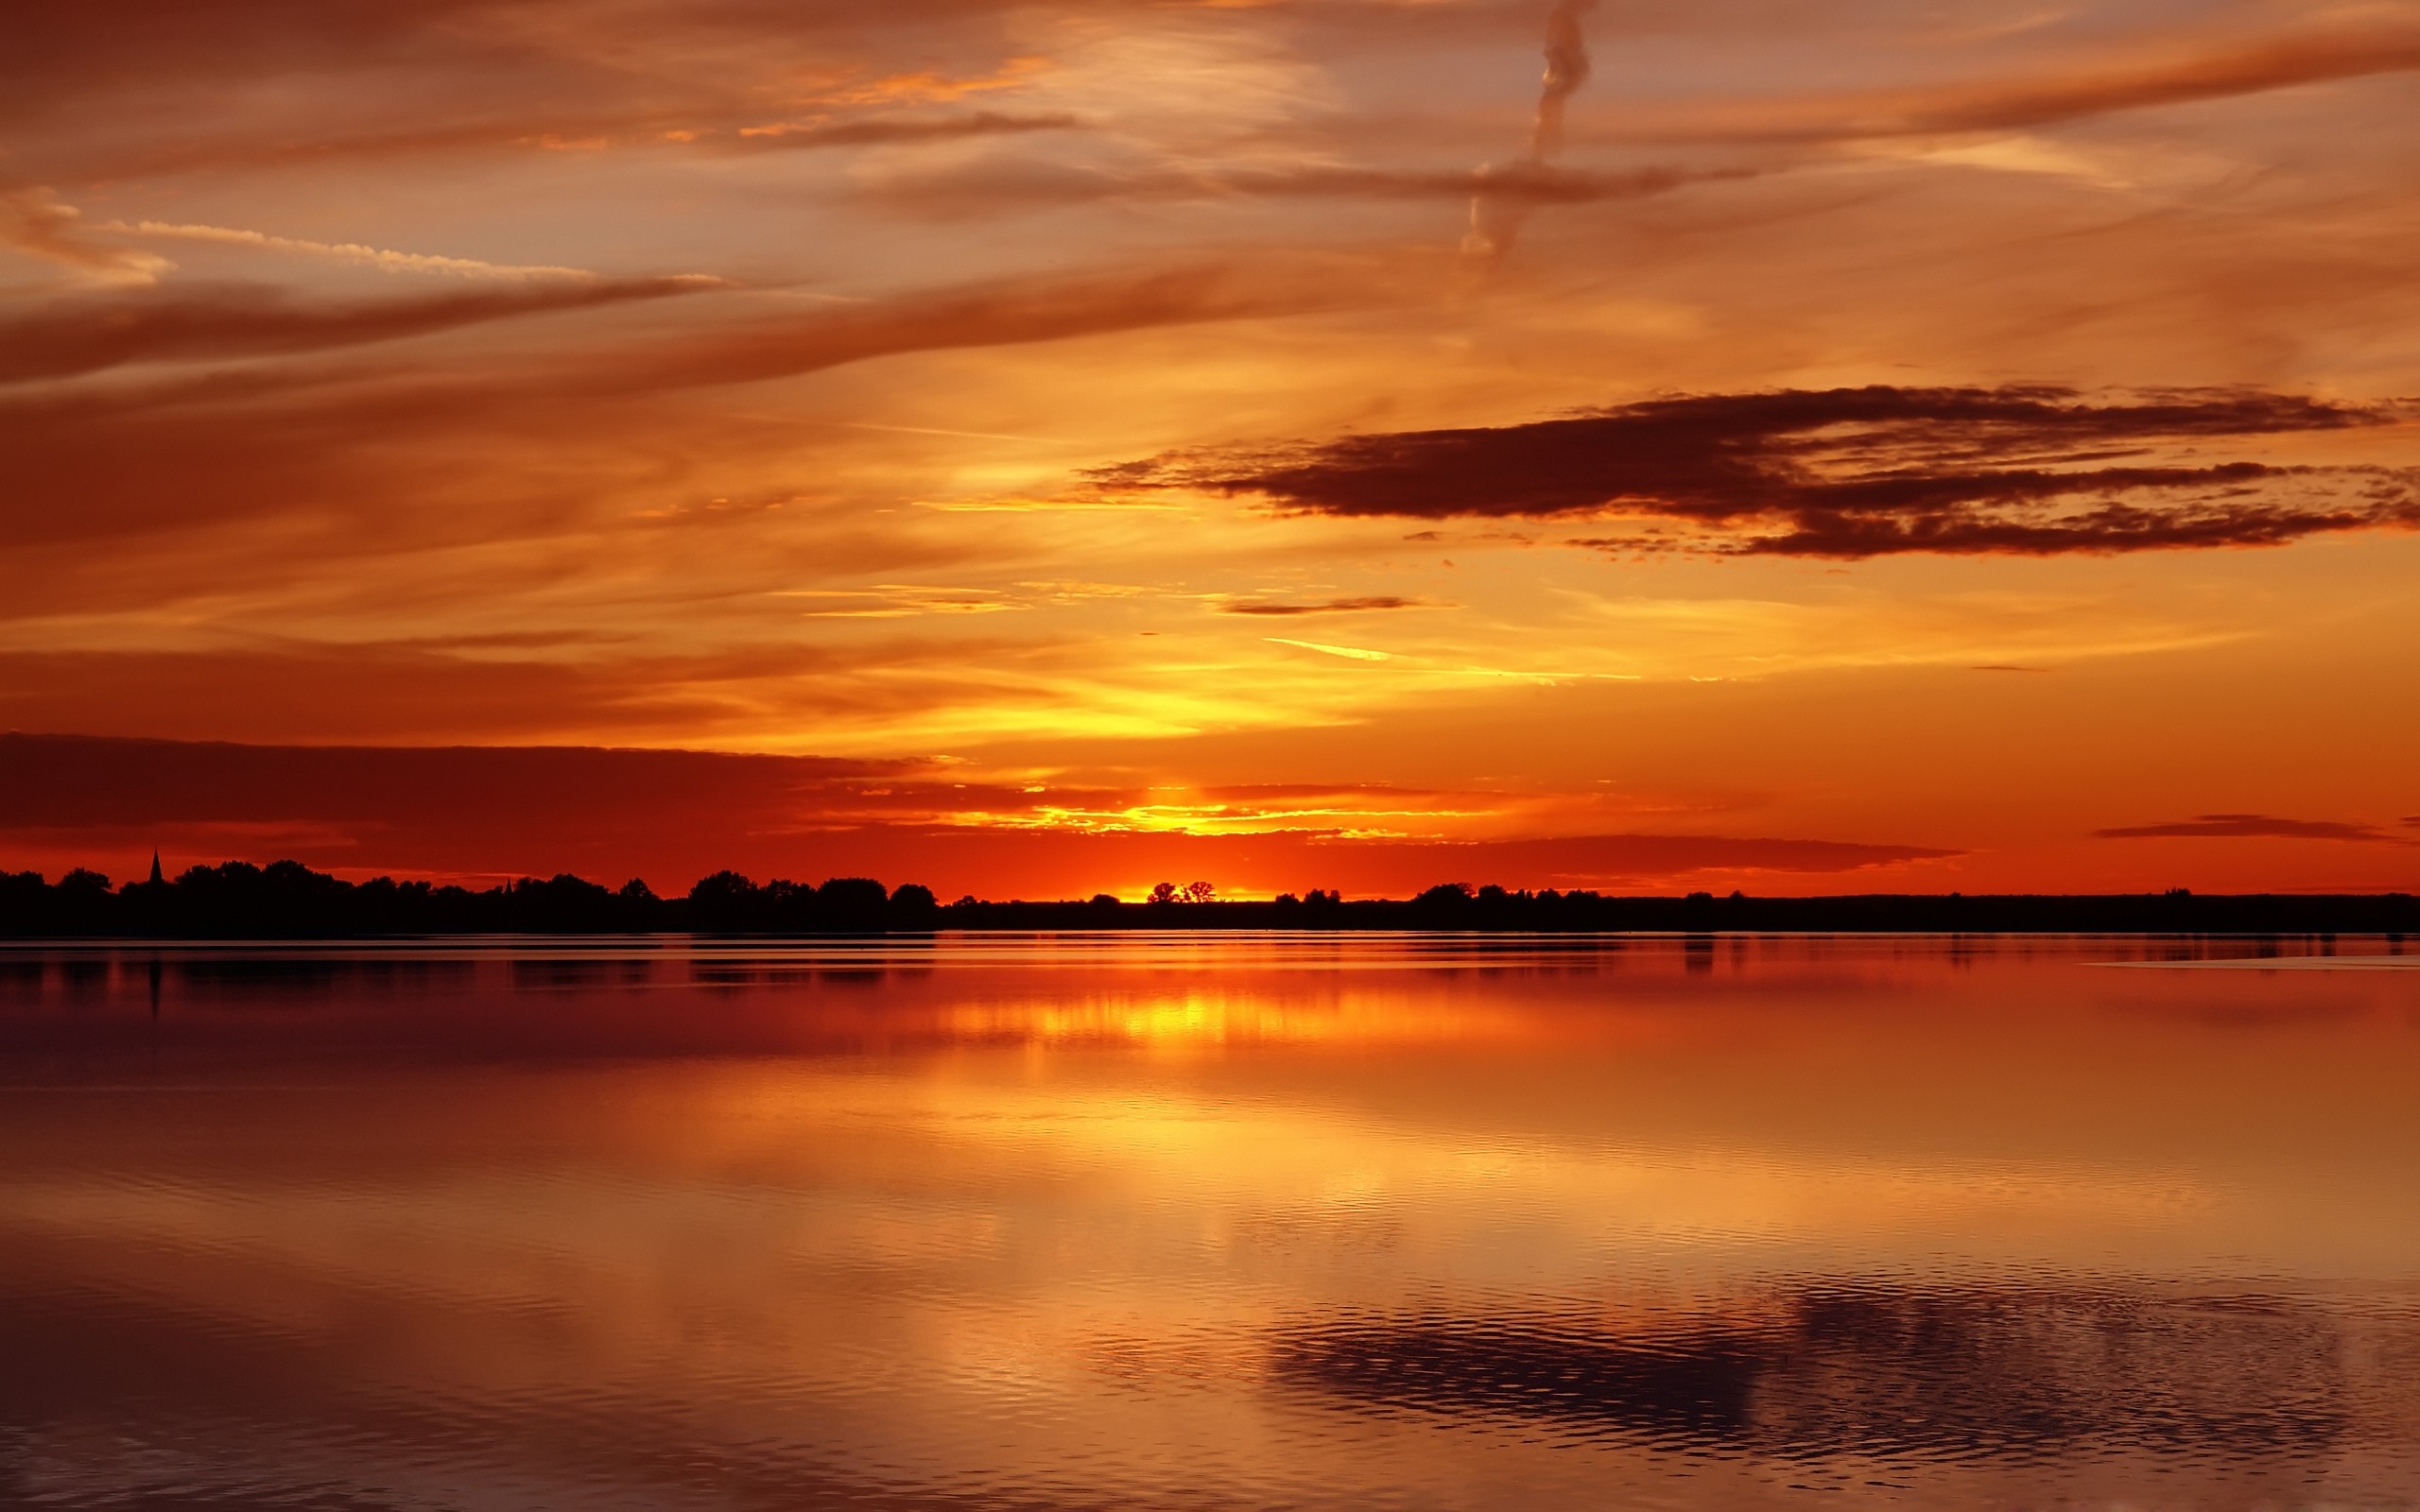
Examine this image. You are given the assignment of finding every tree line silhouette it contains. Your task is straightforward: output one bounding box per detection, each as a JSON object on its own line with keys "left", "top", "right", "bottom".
{"left": 0, "top": 861, "right": 2414, "bottom": 937}
{"left": 0, "top": 860, "right": 937, "bottom": 936}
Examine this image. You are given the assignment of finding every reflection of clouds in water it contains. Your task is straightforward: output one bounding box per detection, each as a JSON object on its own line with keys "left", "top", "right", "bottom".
{"left": 6, "top": 941, "right": 2420, "bottom": 1511}
{"left": 1270, "top": 1280, "right": 2420, "bottom": 1465}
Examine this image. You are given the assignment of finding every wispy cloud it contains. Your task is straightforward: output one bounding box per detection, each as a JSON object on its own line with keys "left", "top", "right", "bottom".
{"left": 847, "top": 159, "right": 1741, "bottom": 220}
{"left": 95, "top": 218, "right": 605, "bottom": 280}
{"left": 727, "top": 111, "right": 1081, "bottom": 152}
{"left": 587, "top": 256, "right": 1394, "bottom": 393}
{"left": 0, "top": 188, "right": 173, "bottom": 285}
{"left": 0, "top": 278, "right": 718, "bottom": 384}
{"left": 1219, "top": 595, "right": 1431, "bottom": 616}
{"left": 1599, "top": 23, "right": 2420, "bottom": 146}
{"left": 1265, "top": 638, "right": 1392, "bottom": 661}
{"left": 1465, "top": 0, "right": 1599, "bottom": 264}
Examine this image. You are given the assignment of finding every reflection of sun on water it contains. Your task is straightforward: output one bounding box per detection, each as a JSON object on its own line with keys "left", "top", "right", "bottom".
{"left": 941, "top": 989, "right": 1507, "bottom": 1049}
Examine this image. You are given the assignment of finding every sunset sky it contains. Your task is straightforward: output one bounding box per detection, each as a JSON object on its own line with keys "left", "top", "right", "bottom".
{"left": 5, "top": 0, "right": 2418, "bottom": 898}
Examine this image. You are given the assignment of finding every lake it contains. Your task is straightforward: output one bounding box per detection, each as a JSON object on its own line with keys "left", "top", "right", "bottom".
{"left": 3, "top": 934, "right": 2417, "bottom": 1509}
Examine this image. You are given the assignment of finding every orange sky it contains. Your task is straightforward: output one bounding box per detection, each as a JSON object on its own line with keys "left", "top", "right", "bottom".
{"left": 4, "top": 0, "right": 2418, "bottom": 898}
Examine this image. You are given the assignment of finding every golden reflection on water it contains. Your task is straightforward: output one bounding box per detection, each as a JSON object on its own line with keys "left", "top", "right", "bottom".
{"left": 1, "top": 936, "right": 2418, "bottom": 1509}
{"left": 940, "top": 987, "right": 1523, "bottom": 1049}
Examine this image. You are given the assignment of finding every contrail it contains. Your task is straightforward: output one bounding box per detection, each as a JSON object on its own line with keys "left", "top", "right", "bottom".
{"left": 98, "top": 219, "right": 596, "bottom": 280}
{"left": 1530, "top": 0, "right": 1598, "bottom": 160}
{"left": 1466, "top": 0, "right": 1599, "bottom": 265}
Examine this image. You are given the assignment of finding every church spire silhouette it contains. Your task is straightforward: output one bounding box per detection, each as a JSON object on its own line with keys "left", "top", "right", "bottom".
{"left": 148, "top": 850, "right": 164, "bottom": 885}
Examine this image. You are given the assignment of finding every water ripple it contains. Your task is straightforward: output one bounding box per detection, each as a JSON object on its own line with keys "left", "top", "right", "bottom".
{"left": 1268, "top": 1279, "right": 2420, "bottom": 1467}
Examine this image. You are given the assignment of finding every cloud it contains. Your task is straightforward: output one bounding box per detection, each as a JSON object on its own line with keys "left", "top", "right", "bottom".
{"left": 0, "top": 730, "right": 898, "bottom": 833}
{"left": 0, "top": 732, "right": 1958, "bottom": 896}
{"left": 1218, "top": 595, "right": 1428, "bottom": 616}
{"left": 2095, "top": 814, "right": 2408, "bottom": 843}
{"left": 2, "top": 2, "right": 1096, "bottom": 185}
{"left": 1607, "top": 24, "right": 2420, "bottom": 146}
{"left": 1265, "top": 637, "right": 1392, "bottom": 661}
{"left": 0, "top": 279, "right": 718, "bottom": 384}
{"left": 1465, "top": 0, "right": 1600, "bottom": 264}
{"left": 1236, "top": 163, "right": 1728, "bottom": 206}
{"left": 851, "top": 159, "right": 1740, "bottom": 220}
{"left": 1529, "top": 0, "right": 1597, "bottom": 161}
{"left": 95, "top": 219, "right": 602, "bottom": 279}
{"left": 727, "top": 110, "right": 1081, "bottom": 151}
{"left": 592, "top": 257, "right": 1390, "bottom": 393}
{"left": 1399, "top": 831, "right": 1958, "bottom": 881}
{"left": 55, "top": 107, "right": 1084, "bottom": 180}
{"left": 1099, "top": 386, "right": 2420, "bottom": 558}
{"left": 0, "top": 187, "right": 173, "bottom": 285}
{"left": 0, "top": 254, "right": 1405, "bottom": 558}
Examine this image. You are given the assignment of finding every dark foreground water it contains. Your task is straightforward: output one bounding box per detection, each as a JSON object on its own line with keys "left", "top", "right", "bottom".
{"left": 3, "top": 935, "right": 2418, "bottom": 1511}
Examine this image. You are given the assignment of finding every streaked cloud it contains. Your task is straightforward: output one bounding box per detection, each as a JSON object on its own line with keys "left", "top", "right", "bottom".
{"left": 1217, "top": 595, "right": 1430, "bottom": 616}
{"left": 1265, "top": 638, "right": 1394, "bottom": 662}
{"left": 0, "top": 278, "right": 717, "bottom": 384}
{"left": 726, "top": 111, "right": 1083, "bottom": 152}
{"left": 0, "top": 187, "right": 173, "bottom": 284}
{"left": 1595, "top": 21, "right": 2420, "bottom": 146}
{"left": 95, "top": 218, "right": 602, "bottom": 279}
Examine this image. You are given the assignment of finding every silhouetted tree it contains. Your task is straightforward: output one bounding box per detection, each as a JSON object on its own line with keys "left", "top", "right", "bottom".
{"left": 760, "top": 879, "right": 815, "bottom": 928}
{"left": 687, "top": 870, "right": 762, "bottom": 930}
{"left": 888, "top": 883, "right": 941, "bottom": 930}
{"left": 1414, "top": 883, "right": 1475, "bottom": 909}
{"left": 815, "top": 877, "right": 890, "bottom": 930}
{"left": 1149, "top": 882, "right": 1179, "bottom": 905}
{"left": 505, "top": 873, "right": 616, "bottom": 932}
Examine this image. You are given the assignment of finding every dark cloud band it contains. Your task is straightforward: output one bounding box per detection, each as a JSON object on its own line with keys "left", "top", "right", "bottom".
{"left": 2096, "top": 814, "right": 2409, "bottom": 843}
{"left": 1099, "top": 385, "right": 2420, "bottom": 558}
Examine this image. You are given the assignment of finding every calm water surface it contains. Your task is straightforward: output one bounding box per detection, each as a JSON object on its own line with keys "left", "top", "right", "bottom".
{"left": 3, "top": 934, "right": 2418, "bottom": 1510}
